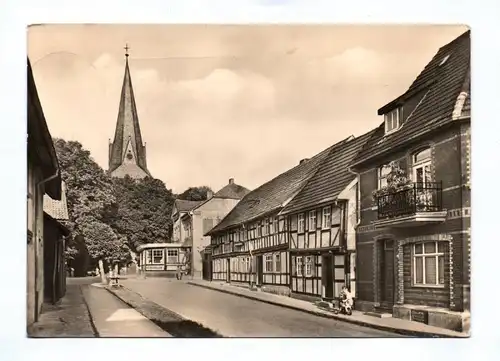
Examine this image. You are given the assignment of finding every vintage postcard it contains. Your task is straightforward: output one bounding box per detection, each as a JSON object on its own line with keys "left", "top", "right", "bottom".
{"left": 27, "top": 24, "right": 470, "bottom": 338}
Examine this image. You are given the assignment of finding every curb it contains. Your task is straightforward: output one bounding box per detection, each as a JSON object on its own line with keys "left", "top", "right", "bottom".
{"left": 105, "top": 285, "right": 223, "bottom": 337}
{"left": 188, "top": 281, "right": 467, "bottom": 338}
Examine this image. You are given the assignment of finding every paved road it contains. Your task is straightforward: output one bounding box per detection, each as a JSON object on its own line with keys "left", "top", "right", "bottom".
{"left": 122, "top": 278, "right": 400, "bottom": 337}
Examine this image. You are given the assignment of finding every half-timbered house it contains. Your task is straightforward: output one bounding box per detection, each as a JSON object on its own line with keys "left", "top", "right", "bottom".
{"left": 279, "top": 131, "right": 373, "bottom": 302}
{"left": 349, "top": 31, "right": 470, "bottom": 332}
{"left": 205, "top": 143, "right": 341, "bottom": 294}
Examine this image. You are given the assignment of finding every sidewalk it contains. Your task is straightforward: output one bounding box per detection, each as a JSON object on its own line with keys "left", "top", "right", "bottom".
{"left": 28, "top": 283, "right": 96, "bottom": 337}
{"left": 188, "top": 279, "right": 468, "bottom": 338}
{"left": 82, "top": 284, "right": 171, "bottom": 337}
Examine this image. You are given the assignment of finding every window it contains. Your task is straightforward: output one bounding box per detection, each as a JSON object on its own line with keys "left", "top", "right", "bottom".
{"left": 384, "top": 107, "right": 400, "bottom": 134}
{"left": 260, "top": 221, "right": 265, "bottom": 236}
{"left": 412, "top": 147, "right": 432, "bottom": 185}
{"left": 309, "top": 210, "right": 317, "bottom": 231}
{"left": 298, "top": 214, "right": 305, "bottom": 233}
{"left": 274, "top": 254, "right": 281, "bottom": 273}
{"left": 273, "top": 217, "right": 279, "bottom": 233}
{"left": 269, "top": 218, "right": 274, "bottom": 234}
{"left": 296, "top": 256, "right": 303, "bottom": 276}
{"left": 305, "top": 256, "right": 313, "bottom": 277}
{"left": 322, "top": 207, "right": 331, "bottom": 229}
{"left": 413, "top": 242, "right": 445, "bottom": 286}
{"left": 167, "top": 249, "right": 178, "bottom": 264}
{"left": 265, "top": 255, "right": 273, "bottom": 272}
{"left": 146, "top": 250, "right": 152, "bottom": 264}
{"left": 152, "top": 249, "right": 164, "bottom": 264}
{"left": 378, "top": 164, "right": 391, "bottom": 189}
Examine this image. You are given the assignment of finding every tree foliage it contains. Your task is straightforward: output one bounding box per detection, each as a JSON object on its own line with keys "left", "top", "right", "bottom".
{"left": 177, "top": 186, "right": 213, "bottom": 201}
{"left": 53, "top": 139, "right": 127, "bottom": 267}
{"left": 110, "top": 176, "right": 175, "bottom": 251}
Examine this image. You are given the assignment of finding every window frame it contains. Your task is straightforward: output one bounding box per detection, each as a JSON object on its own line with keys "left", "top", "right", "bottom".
{"left": 152, "top": 249, "right": 164, "bottom": 264}
{"left": 166, "top": 249, "right": 179, "bottom": 264}
{"left": 412, "top": 147, "right": 432, "bottom": 185}
{"left": 296, "top": 256, "right": 303, "bottom": 277}
{"left": 298, "top": 213, "right": 305, "bottom": 233}
{"left": 384, "top": 107, "right": 401, "bottom": 134}
{"left": 305, "top": 256, "right": 313, "bottom": 277}
{"left": 322, "top": 207, "right": 331, "bottom": 229}
{"left": 378, "top": 164, "right": 391, "bottom": 190}
{"left": 412, "top": 241, "right": 445, "bottom": 287}
{"left": 308, "top": 210, "right": 317, "bottom": 231}
{"left": 265, "top": 254, "right": 273, "bottom": 272}
{"left": 274, "top": 253, "right": 281, "bottom": 273}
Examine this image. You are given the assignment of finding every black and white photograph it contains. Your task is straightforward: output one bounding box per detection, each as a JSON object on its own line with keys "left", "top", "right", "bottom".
{"left": 25, "top": 23, "right": 472, "bottom": 338}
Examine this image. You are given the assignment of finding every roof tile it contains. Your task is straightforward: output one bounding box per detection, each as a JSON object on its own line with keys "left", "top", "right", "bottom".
{"left": 352, "top": 30, "right": 470, "bottom": 167}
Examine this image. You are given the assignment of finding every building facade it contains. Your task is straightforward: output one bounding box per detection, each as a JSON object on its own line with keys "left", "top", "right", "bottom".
{"left": 172, "top": 179, "right": 250, "bottom": 278}
{"left": 280, "top": 132, "right": 373, "bottom": 301}
{"left": 137, "top": 243, "right": 191, "bottom": 276}
{"left": 27, "top": 58, "right": 63, "bottom": 328}
{"left": 207, "top": 134, "right": 372, "bottom": 300}
{"left": 108, "top": 48, "right": 151, "bottom": 179}
{"left": 349, "top": 31, "right": 470, "bottom": 332}
{"left": 43, "top": 182, "right": 70, "bottom": 305}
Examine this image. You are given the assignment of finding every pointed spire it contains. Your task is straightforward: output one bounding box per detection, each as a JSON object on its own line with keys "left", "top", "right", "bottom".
{"left": 108, "top": 45, "right": 150, "bottom": 179}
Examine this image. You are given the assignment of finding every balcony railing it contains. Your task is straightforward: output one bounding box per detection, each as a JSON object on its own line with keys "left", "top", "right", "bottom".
{"left": 376, "top": 182, "right": 443, "bottom": 220}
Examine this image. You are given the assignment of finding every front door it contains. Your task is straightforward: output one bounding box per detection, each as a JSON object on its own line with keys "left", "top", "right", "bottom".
{"left": 226, "top": 258, "right": 231, "bottom": 283}
{"left": 322, "top": 254, "right": 334, "bottom": 300}
{"left": 380, "top": 240, "right": 395, "bottom": 310}
{"left": 256, "top": 255, "right": 263, "bottom": 286}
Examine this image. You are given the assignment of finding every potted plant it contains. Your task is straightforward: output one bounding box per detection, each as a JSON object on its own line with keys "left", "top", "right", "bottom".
{"left": 371, "top": 161, "right": 413, "bottom": 205}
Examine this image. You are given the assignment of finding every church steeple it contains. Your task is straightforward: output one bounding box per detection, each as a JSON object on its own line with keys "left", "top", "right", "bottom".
{"left": 108, "top": 45, "right": 150, "bottom": 179}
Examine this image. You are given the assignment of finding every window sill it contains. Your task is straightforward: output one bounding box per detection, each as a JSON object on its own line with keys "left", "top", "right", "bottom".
{"left": 411, "top": 284, "right": 446, "bottom": 289}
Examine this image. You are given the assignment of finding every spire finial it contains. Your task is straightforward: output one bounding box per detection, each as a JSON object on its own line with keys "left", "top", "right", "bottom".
{"left": 124, "top": 43, "right": 130, "bottom": 58}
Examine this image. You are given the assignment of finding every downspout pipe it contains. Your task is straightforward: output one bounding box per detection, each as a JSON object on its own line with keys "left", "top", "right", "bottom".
{"left": 347, "top": 167, "right": 362, "bottom": 228}
{"left": 36, "top": 169, "right": 60, "bottom": 192}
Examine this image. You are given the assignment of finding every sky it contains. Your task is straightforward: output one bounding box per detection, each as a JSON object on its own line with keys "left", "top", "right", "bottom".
{"left": 28, "top": 24, "right": 468, "bottom": 194}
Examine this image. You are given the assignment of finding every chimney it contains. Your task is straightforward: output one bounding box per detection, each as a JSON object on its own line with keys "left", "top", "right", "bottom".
{"left": 229, "top": 178, "right": 234, "bottom": 185}
{"left": 299, "top": 158, "right": 309, "bottom": 165}
{"left": 206, "top": 190, "right": 213, "bottom": 199}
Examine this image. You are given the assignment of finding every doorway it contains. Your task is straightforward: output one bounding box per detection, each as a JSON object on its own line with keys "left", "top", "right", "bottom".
{"left": 379, "top": 240, "right": 395, "bottom": 311}
{"left": 322, "top": 254, "right": 334, "bottom": 300}
{"left": 256, "top": 255, "right": 263, "bottom": 286}
{"left": 226, "top": 258, "right": 230, "bottom": 283}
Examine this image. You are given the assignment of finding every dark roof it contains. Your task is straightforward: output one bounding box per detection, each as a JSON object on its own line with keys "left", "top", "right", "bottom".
{"left": 213, "top": 183, "right": 251, "bottom": 200}
{"left": 43, "top": 181, "right": 69, "bottom": 220}
{"left": 27, "top": 58, "right": 61, "bottom": 200}
{"left": 109, "top": 56, "right": 150, "bottom": 176}
{"left": 174, "top": 199, "right": 204, "bottom": 213}
{"left": 351, "top": 30, "right": 470, "bottom": 167}
{"left": 206, "top": 137, "right": 353, "bottom": 235}
{"left": 281, "top": 130, "right": 375, "bottom": 215}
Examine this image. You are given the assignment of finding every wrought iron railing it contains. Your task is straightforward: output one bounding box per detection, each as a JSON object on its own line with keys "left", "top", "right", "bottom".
{"left": 376, "top": 181, "right": 443, "bottom": 220}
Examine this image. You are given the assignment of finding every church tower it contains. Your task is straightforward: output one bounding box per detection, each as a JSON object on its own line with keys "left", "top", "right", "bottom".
{"left": 108, "top": 45, "right": 151, "bottom": 179}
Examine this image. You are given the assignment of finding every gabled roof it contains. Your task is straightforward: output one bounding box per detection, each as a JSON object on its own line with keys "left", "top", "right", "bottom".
{"left": 351, "top": 30, "right": 470, "bottom": 168}
{"left": 43, "top": 181, "right": 69, "bottom": 220}
{"left": 174, "top": 199, "right": 204, "bottom": 213}
{"left": 280, "top": 129, "right": 375, "bottom": 215}
{"left": 206, "top": 137, "right": 353, "bottom": 235}
{"left": 213, "top": 182, "right": 251, "bottom": 200}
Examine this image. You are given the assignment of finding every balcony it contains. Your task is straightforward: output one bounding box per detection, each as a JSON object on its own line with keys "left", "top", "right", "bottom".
{"left": 373, "top": 182, "right": 447, "bottom": 228}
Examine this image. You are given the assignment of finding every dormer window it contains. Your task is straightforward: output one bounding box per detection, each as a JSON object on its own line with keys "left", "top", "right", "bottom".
{"left": 439, "top": 54, "right": 451, "bottom": 67}
{"left": 384, "top": 107, "right": 401, "bottom": 134}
